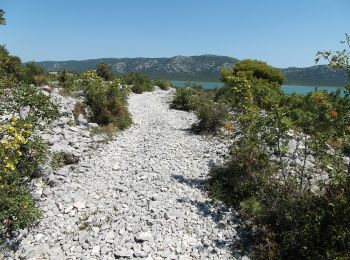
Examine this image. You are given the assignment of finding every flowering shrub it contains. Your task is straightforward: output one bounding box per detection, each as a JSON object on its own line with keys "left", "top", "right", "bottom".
{"left": 0, "top": 117, "right": 32, "bottom": 172}
{"left": 0, "top": 16, "right": 60, "bottom": 244}
{"left": 0, "top": 117, "right": 41, "bottom": 240}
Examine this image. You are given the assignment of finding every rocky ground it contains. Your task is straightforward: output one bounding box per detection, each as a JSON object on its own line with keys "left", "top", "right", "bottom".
{"left": 3, "top": 88, "right": 247, "bottom": 259}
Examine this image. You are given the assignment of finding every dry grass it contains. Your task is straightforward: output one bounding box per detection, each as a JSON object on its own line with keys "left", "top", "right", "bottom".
{"left": 73, "top": 102, "right": 85, "bottom": 121}
{"left": 223, "top": 121, "right": 235, "bottom": 132}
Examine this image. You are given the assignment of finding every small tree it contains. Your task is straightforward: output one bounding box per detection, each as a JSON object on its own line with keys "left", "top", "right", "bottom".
{"left": 0, "top": 45, "right": 22, "bottom": 80}
{"left": 222, "top": 59, "right": 285, "bottom": 86}
{"left": 316, "top": 33, "right": 350, "bottom": 174}
{"left": 316, "top": 33, "right": 350, "bottom": 90}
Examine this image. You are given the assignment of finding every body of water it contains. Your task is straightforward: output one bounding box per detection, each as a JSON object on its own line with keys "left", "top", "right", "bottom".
{"left": 172, "top": 80, "right": 344, "bottom": 95}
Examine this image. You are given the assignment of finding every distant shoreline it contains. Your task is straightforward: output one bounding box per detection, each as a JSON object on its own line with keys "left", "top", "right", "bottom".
{"left": 171, "top": 80, "right": 345, "bottom": 95}
{"left": 171, "top": 80, "right": 343, "bottom": 88}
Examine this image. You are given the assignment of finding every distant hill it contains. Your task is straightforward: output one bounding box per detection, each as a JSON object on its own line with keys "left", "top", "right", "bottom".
{"left": 36, "top": 55, "right": 348, "bottom": 86}
{"left": 281, "top": 66, "right": 347, "bottom": 87}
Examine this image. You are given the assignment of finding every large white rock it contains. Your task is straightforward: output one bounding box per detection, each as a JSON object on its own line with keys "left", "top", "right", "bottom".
{"left": 135, "top": 232, "right": 153, "bottom": 242}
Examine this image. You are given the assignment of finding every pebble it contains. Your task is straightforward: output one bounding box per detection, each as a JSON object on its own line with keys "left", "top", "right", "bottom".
{"left": 135, "top": 232, "right": 153, "bottom": 243}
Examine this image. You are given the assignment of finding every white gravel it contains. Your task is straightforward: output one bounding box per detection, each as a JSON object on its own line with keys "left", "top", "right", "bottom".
{"left": 5, "top": 89, "right": 244, "bottom": 259}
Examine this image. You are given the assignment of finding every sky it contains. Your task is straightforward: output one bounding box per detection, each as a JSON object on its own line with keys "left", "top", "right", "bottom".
{"left": 0, "top": 0, "right": 349, "bottom": 67}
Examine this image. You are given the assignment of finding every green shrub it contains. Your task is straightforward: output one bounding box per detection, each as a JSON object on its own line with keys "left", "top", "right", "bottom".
{"left": 58, "top": 69, "right": 77, "bottom": 93}
{"left": 0, "top": 11, "right": 58, "bottom": 245}
{"left": 82, "top": 70, "right": 132, "bottom": 130}
{"left": 170, "top": 87, "right": 203, "bottom": 111}
{"left": 22, "top": 63, "right": 48, "bottom": 86}
{"left": 0, "top": 182, "right": 41, "bottom": 242}
{"left": 222, "top": 59, "right": 285, "bottom": 86}
{"left": 0, "top": 45, "right": 22, "bottom": 80}
{"left": 0, "top": 70, "right": 18, "bottom": 90}
{"left": 192, "top": 100, "right": 229, "bottom": 133}
{"left": 215, "top": 76, "right": 254, "bottom": 109}
{"left": 154, "top": 79, "right": 172, "bottom": 90}
{"left": 131, "top": 84, "right": 144, "bottom": 94}
{"left": 9, "top": 83, "right": 60, "bottom": 128}
{"left": 0, "top": 118, "right": 45, "bottom": 241}
{"left": 96, "top": 63, "right": 114, "bottom": 81}
{"left": 248, "top": 181, "right": 350, "bottom": 259}
{"left": 170, "top": 84, "right": 227, "bottom": 133}
{"left": 217, "top": 71, "right": 283, "bottom": 111}
{"left": 0, "top": 67, "right": 59, "bottom": 242}
{"left": 123, "top": 72, "right": 154, "bottom": 93}
{"left": 209, "top": 142, "right": 272, "bottom": 207}
{"left": 50, "top": 152, "right": 66, "bottom": 170}
{"left": 208, "top": 63, "right": 350, "bottom": 258}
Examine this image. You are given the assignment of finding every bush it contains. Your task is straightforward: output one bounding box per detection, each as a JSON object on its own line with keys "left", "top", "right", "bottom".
{"left": 0, "top": 45, "right": 22, "bottom": 80}
{"left": 0, "top": 184, "right": 41, "bottom": 242}
{"left": 0, "top": 117, "right": 44, "bottom": 240}
{"left": 192, "top": 100, "right": 229, "bottom": 133}
{"left": 170, "top": 84, "right": 228, "bottom": 133}
{"left": 215, "top": 76, "right": 254, "bottom": 110}
{"left": 82, "top": 70, "right": 132, "bottom": 130}
{"left": 249, "top": 181, "right": 350, "bottom": 259}
{"left": 208, "top": 63, "right": 350, "bottom": 258}
{"left": 222, "top": 59, "right": 285, "bottom": 86}
{"left": 58, "top": 69, "right": 77, "bottom": 93}
{"left": 0, "top": 64, "right": 59, "bottom": 242}
{"left": 131, "top": 84, "right": 144, "bottom": 94}
{"left": 22, "top": 63, "right": 48, "bottom": 86}
{"left": 96, "top": 63, "right": 114, "bottom": 81}
{"left": 0, "top": 13, "right": 60, "bottom": 245}
{"left": 8, "top": 82, "right": 60, "bottom": 128}
{"left": 50, "top": 152, "right": 66, "bottom": 170}
{"left": 123, "top": 72, "right": 154, "bottom": 93}
{"left": 209, "top": 158, "right": 271, "bottom": 210}
{"left": 154, "top": 79, "right": 172, "bottom": 90}
{"left": 170, "top": 86, "right": 205, "bottom": 111}
{"left": 218, "top": 69, "right": 284, "bottom": 111}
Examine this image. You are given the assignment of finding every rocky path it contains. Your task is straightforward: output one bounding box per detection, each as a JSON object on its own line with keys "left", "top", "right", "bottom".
{"left": 8, "top": 89, "right": 242, "bottom": 259}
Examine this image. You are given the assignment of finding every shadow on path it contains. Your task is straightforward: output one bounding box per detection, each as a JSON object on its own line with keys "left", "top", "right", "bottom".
{"left": 172, "top": 171, "right": 252, "bottom": 257}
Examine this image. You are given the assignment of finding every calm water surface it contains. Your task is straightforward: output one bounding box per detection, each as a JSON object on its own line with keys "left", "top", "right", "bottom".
{"left": 172, "top": 80, "right": 344, "bottom": 95}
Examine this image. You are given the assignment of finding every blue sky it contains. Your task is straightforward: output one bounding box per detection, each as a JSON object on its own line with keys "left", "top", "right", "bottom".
{"left": 0, "top": 0, "right": 349, "bottom": 67}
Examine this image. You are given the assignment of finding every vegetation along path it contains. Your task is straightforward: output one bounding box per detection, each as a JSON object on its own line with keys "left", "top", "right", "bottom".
{"left": 10, "top": 89, "right": 243, "bottom": 259}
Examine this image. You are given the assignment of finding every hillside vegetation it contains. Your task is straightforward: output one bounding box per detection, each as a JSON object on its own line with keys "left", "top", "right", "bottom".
{"left": 36, "top": 55, "right": 348, "bottom": 86}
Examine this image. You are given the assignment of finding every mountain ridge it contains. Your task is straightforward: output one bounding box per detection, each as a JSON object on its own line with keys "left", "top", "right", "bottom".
{"left": 35, "top": 55, "right": 348, "bottom": 86}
